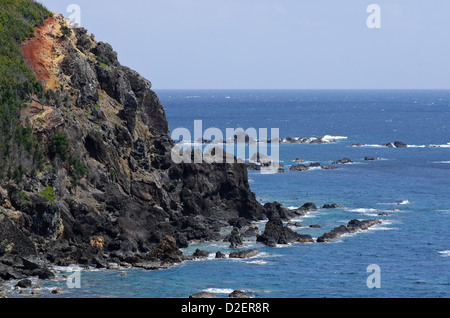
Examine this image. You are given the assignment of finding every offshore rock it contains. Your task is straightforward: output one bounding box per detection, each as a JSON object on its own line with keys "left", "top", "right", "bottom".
{"left": 256, "top": 218, "right": 314, "bottom": 247}
{"left": 229, "top": 249, "right": 259, "bottom": 259}
{"left": 317, "top": 219, "right": 381, "bottom": 243}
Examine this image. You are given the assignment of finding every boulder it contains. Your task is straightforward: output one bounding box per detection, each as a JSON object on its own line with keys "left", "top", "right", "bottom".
{"left": 229, "top": 249, "right": 259, "bottom": 259}
{"left": 193, "top": 249, "right": 210, "bottom": 258}
{"left": 189, "top": 292, "right": 217, "bottom": 299}
{"left": 15, "top": 279, "right": 32, "bottom": 288}
{"left": 229, "top": 290, "right": 252, "bottom": 298}
{"left": 256, "top": 218, "right": 313, "bottom": 247}
{"left": 146, "top": 236, "right": 183, "bottom": 263}
{"left": 290, "top": 164, "right": 309, "bottom": 172}
{"left": 215, "top": 251, "right": 226, "bottom": 259}
{"left": 228, "top": 228, "right": 244, "bottom": 249}
{"left": 394, "top": 141, "right": 408, "bottom": 148}
{"left": 332, "top": 158, "right": 353, "bottom": 164}
{"left": 321, "top": 204, "right": 342, "bottom": 209}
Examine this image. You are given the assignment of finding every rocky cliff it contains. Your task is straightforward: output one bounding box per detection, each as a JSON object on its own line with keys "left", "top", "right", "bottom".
{"left": 0, "top": 9, "right": 267, "bottom": 278}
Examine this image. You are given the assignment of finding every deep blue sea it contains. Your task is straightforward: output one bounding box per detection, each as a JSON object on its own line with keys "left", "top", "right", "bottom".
{"left": 6, "top": 90, "right": 450, "bottom": 298}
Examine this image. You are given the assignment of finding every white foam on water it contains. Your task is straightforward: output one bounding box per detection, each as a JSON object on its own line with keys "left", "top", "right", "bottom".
{"left": 348, "top": 208, "right": 380, "bottom": 214}
{"left": 408, "top": 144, "right": 450, "bottom": 148}
{"left": 362, "top": 144, "right": 385, "bottom": 148}
{"left": 438, "top": 250, "right": 450, "bottom": 257}
{"left": 322, "top": 135, "right": 348, "bottom": 141}
{"left": 245, "top": 260, "right": 268, "bottom": 265}
{"left": 398, "top": 200, "right": 411, "bottom": 205}
{"left": 367, "top": 221, "right": 398, "bottom": 231}
{"left": 433, "top": 161, "right": 450, "bottom": 164}
{"left": 203, "top": 288, "right": 235, "bottom": 294}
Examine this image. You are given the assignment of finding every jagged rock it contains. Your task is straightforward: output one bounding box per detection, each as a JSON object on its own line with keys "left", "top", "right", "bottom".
{"left": 317, "top": 219, "right": 381, "bottom": 243}
{"left": 228, "top": 228, "right": 244, "bottom": 249}
{"left": 290, "top": 164, "right": 309, "bottom": 172}
{"left": 332, "top": 158, "right": 353, "bottom": 164}
{"left": 229, "top": 249, "right": 259, "bottom": 259}
{"left": 394, "top": 141, "right": 408, "bottom": 148}
{"left": 256, "top": 218, "right": 313, "bottom": 247}
{"left": 146, "top": 236, "right": 183, "bottom": 263}
{"left": 60, "top": 53, "right": 99, "bottom": 107}
{"left": 193, "top": 249, "right": 210, "bottom": 258}
{"left": 0, "top": 214, "right": 36, "bottom": 257}
{"left": 0, "top": 9, "right": 271, "bottom": 282}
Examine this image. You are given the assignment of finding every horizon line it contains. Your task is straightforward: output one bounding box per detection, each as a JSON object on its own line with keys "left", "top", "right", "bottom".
{"left": 153, "top": 88, "right": 450, "bottom": 91}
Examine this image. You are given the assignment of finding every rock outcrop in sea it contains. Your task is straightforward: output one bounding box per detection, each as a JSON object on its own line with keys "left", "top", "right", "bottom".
{"left": 317, "top": 219, "right": 382, "bottom": 243}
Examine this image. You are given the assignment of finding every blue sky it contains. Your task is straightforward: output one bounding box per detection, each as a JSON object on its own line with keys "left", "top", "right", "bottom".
{"left": 37, "top": 0, "right": 450, "bottom": 89}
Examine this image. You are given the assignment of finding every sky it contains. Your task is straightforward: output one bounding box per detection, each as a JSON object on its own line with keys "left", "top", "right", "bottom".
{"left": 37, "top": 0, "right": 450, "bottom": 90}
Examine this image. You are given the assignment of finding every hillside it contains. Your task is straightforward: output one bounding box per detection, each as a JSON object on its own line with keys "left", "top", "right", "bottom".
{"left": 0, "top": 0, "right": 266, "bottom": 279}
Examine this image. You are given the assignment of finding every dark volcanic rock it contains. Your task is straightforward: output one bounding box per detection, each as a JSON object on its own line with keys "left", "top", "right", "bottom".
{"left": 1, "top": 9, "right": 273, "bottom": 282}
{"left": 256, "top": 218, "right": 313, "bottom": 247}
{"left": 364, "top": 157, "right": 381, "bottom": 161}
{"left": 0, "top": 215, "right": 36, "bottom": 258}
{"left": 193, "top": 249, "right": 210, "bottom": 258}
{"left": 228, "top": 228, "right": 244, "bottom": 249}
{"left": 321, "top": 204, "right": 342, "bottom": 209}
{"left": 332, "top": 158, "right": 353, "bottom": 164}
{"left": 16, "top": 279, "right": 32, "bottom": 288}
{"left": 317, "top": 219, "right": 381, "bottom": 243}
{"left": 290, "top": 164, "right": 309, "bottom": 172}
{"left": 229, "top": 290, "right": 252, "bottom": 298}
{"left": 229, "top": 249, "right": 259, "bottom": 259}
{"left": 394, "top": 141, "right": 408, "bottom": 148}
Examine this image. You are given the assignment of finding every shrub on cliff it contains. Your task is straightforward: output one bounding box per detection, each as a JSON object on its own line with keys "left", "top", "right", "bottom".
{"left": 0, "top": 0, "right": 51, "bottom": 180}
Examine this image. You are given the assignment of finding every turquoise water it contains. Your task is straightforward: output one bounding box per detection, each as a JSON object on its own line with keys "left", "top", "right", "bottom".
{"left": 5, "top": 90, "right": 450, "bottom": 298}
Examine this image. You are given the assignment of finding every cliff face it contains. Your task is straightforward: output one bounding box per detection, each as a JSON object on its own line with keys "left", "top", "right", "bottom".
{"left": 0, "top": 13, "right": 266, "bottom": 274}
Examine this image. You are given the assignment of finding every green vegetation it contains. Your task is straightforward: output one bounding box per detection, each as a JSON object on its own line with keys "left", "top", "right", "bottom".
{"left": 0, "top": 0, "right": 51, "bottom": 181}
{"left": 40, "top": 186, "right": 55, "bottom": 203}
{"left": 0, "top": 0, "right": 51, "bottom": 86}
{"left": 69, "top": 156, "right": 86, "bottom": 180}
{"left": 96, "top": 55, "right": 110, "bottom": 67}
{"left": 60, "top": 25, "right": 69, "bottom": 35}
{"left": 50, "top": 132, "right": 69, "bottom": 161}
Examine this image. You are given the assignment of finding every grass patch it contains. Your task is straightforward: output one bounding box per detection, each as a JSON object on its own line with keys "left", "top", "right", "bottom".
{"left": 40, "top": 186, "right": 55, "bottom": 203}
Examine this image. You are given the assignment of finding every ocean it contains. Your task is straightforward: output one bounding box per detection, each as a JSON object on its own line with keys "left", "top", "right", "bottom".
{"left": 4, "top": 90, "right": 450, "bottom": 298}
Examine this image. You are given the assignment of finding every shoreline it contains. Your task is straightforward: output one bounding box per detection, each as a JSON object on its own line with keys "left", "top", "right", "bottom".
{"left": 1, "top": 203, "right": 383, "bottom": 298}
